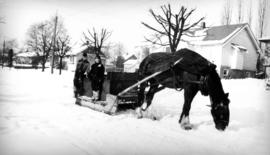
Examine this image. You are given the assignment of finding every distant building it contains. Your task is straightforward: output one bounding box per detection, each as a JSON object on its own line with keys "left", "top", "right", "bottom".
{"left": 69, "top": 45, "right": 106, "bottom": 71}
{"left": 122, "top": 47, "right": 151, "bottom": 73}
{"left": 14, "top": 52, "right": 37, "bottom": 65}
{"left": 123, "top": 54, "right": 138, "bottom": 72}
{"left": 187, "top": 23, "right": 261, "bottom": 78}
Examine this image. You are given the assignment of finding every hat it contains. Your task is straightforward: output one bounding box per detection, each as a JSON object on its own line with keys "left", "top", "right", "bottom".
{"left": 82, "top": 52, "right": 87, "bottom": 57}
{"left": 95, "top": 55, "right": 101, "bottom": 60}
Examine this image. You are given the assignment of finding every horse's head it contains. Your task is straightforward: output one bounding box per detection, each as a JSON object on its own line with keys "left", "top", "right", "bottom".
{"left": 210, "top": 93, "right": 230, "bottom": 131}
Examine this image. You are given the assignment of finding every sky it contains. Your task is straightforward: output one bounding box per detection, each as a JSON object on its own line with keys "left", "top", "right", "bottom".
{"left": 0, "top": 0, "right": 269, "bottom": 53}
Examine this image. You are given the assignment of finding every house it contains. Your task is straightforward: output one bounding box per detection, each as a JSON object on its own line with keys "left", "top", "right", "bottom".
{"left": 123, "top": 54, "right": 138, "bottom": 72}
{"left": 187, "top": 23, "right": 261, "bottom": 78}
{"left": 70, "top": 45, "right": 106, "bottom": 71}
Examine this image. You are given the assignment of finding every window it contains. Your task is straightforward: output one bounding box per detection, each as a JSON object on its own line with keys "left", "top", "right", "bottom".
{"left": 223, "top": 69, "right": 229, "bottom": 76}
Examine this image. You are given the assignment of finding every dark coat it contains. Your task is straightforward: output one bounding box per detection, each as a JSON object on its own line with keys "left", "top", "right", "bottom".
{"left": 89, "top": 62, "right": 105, "bottom": 81}
{"left": 74, "top": 59, "right": 90, "bottom": 79}
{"left": 89, "top": 62, "right": 105, "bottom": 92}
{"left": 73, "top": 59, "right": 90, "bottom": 96}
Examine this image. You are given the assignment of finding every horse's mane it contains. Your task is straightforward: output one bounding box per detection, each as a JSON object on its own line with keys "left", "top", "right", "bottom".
{"left": 207, "top": 69, "right": 226, "bottom": 103}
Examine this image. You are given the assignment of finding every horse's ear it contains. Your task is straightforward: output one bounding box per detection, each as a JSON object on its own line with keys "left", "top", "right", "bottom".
{"left": 209, "top": 63, "right": 216, "bottom": 71}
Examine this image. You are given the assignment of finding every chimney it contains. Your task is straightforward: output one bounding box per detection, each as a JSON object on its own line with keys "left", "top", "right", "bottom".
{"left": 201, "top": 22, "right": 206, "bottom": 29}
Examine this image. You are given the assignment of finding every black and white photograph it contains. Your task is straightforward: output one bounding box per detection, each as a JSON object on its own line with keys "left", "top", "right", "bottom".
{"left": 0, "top": 0, "right": 270, "bottom": 154}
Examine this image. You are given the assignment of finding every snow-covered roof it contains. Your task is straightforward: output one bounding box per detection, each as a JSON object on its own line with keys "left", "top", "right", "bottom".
{"left": 124, "top": 54, "right": 137, "bottom": 62}
{"left": 258, "top": 37, "right": 270, "bottom": 43}
{"left": 123, "top": 59, "right": 138, "bottom": 65}
{"left": 231, "top": 43, "right": 247, "bottom": 51}
{"left": 188, "top": 23, "right": 260, "bottom": 51}
{"left": 16, "top": 52, "right": 37, "bottom": 57}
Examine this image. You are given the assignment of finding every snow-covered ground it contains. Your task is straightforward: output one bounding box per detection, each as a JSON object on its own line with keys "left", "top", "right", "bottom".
{"left": 0, "top": 68, "right": 269, "bottom": 155}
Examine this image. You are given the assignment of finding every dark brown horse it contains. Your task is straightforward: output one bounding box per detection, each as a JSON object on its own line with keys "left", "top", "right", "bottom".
{"left": 137, "top": 48, "right": 230, "bottom": 131}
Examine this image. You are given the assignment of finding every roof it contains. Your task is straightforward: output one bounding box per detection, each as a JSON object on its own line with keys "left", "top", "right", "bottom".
{"left": 203, "top": 24, "right": 246, "bottom": 41}
{"left": 124, "top": 54, "right": 137, "bottom": 62}
{"left": 188, "top": 23, "right": 261, "bottom": 52}
{"left": 16, "top": 52, "right": 37, "bottom": 57}
{"left": 258, "top": 37, "right": 270, "bottom": 43}
{"left": 123, "top": 59, "right": 138, "bottom": 65}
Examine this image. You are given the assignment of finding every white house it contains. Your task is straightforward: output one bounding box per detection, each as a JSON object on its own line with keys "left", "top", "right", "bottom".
{"left": 68, "top": 45, "right": 106, "bottom": 71}
{"left": 123, "top": 54, "right": 138, "bottom": 72}
{"left": 187, "top": 23, "right": 261, "bottom": 78}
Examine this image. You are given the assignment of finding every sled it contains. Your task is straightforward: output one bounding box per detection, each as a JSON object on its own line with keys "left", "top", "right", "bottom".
{"left": 75, "top": 58, "right": 184, "bottom": 115}
{"left": 76, "top": 95, "right": 118, "bottom": 114}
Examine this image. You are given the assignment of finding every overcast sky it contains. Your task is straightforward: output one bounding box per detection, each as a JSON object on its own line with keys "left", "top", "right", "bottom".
{"left": 0, "top": 0, "right": 269, "bottom": 53}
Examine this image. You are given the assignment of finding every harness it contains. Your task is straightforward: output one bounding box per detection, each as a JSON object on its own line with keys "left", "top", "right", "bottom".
{"left": 169, "top": 66, "right": 209, "bottom": 95}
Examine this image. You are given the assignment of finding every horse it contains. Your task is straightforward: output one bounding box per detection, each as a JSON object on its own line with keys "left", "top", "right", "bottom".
{"left": 136, "top": 48, "right": 230, "bottom": 131}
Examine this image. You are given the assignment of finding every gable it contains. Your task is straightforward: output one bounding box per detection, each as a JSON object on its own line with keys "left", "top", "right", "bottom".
{"left": 223, "top": 26, "right": 260, "bottom": 53}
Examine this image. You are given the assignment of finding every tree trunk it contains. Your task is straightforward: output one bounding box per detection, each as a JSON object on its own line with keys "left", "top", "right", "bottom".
{"left": 59, "top": 57, "right": 63, "bottom": 75}
{"left": 170, "top": 45, "right": 177, "bottom": 53}
{"left": 41, "top": 57, "right": 46, "bottom": 72}
{"left": 42, "top": 62, "right": 45, "bottom": 72}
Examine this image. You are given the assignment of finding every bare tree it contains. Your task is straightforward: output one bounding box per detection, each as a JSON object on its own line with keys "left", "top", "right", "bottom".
{"left": 55, "top": 35, "right": 71, "bottom": 75}
{"left": 1, "top": 39, "right": 17, "bottom": 67}
{"left": 26, "top": 22, "right": 53, "bottom": 72}
{"left": 113, "top": 42, "right": 125, "bottom": 57}
{"left": 141, "top": 4, "right": 204, "bottom": 53}
{"left": 5, "top": 39, "right": 18, "bottom": 49}
{"left": 247, "top": 0, "right": 253, "bottom": 27}
{"left": 26, "top": 15, "right": 68, "bottom": 72}
{"left": 221, "top": 0, "right": 232, "bottom": 25}
{"left": 237, "top": 0, "right": 243, "bottom": 23}
{"left": 82, "top": 28, "right": 112, "bottom": 56}
{"left": 257, "top": 0, "right": 267, "bottom": 39}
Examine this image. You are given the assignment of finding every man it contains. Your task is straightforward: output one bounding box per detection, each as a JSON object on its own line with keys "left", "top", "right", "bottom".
{"left": 73, "top": 52, "right": 90, "bottom": 98}
{"left": 89, "top": 55, "right": 105, "bottom": 101}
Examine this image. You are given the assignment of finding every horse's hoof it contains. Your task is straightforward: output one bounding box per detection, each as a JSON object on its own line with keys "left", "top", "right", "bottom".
{"left": 137, "top": 115, "right": 143, "bottom": 119}
{"left": 141, "top": 102, "right": 147, "bottom": 111}
{"left": 181, "top": 124, "right": 193, "bottom": 130}
{"left": 136, "top": 108, "right": 143, "bottom": 119}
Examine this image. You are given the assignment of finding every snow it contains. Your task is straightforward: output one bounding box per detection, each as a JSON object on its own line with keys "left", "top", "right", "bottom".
{"left": 0, "top": 68, "right": 270, "bottom": 155}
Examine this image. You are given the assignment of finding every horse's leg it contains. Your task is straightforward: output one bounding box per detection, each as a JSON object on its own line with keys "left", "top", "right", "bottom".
{"left": 179, "top": 84, "right": 198, "bottom": 130}
{"left": 136, "top": 82, "right": 147, "bottom": 118}
{"left": 142, "top": 83, "right": 159, "bottom": 111}
{"left": 136, "top": 82, "right": 165, "bottom": 118}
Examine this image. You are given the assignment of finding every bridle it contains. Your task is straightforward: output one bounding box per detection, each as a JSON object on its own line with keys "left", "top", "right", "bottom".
{"left": 211, "top": 100, "right": 229, "bottom": 124}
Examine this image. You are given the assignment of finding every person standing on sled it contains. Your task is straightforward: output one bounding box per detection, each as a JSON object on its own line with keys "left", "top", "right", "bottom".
{"left": 89, "top": 55, "right": 105, "bottom": 101}
{"left": 73, "top": 52, "right": 90, "bottom": 98}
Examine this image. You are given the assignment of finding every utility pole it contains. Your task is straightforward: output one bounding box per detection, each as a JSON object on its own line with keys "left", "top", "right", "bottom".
{"left": 51, "top": 14, "right": 58, "bottom": 74}
{"left": 2, "top": 40, "right": 5, "bottom": 68}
